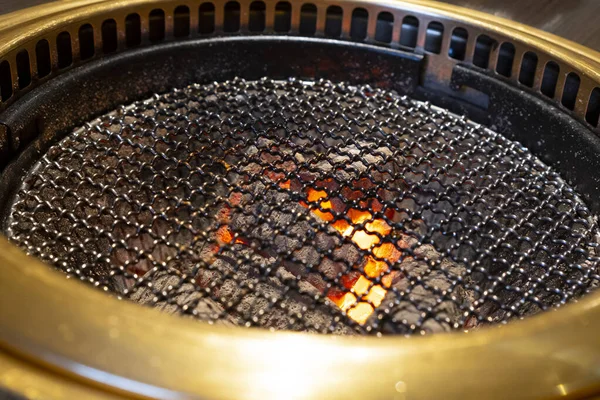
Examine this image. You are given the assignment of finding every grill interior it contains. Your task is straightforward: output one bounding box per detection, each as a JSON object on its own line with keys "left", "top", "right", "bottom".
{"left": 4, "top": 78, "right": 600, "bottom": 335}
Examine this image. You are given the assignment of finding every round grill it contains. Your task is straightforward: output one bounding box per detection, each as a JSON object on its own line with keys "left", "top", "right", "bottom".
{"left": 6, "top": 78, "right": 600, "bottom": 335}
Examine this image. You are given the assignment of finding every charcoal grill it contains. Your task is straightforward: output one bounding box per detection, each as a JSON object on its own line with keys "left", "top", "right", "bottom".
{"left": 2, "top": 0, "right": 600, "bottom": 399}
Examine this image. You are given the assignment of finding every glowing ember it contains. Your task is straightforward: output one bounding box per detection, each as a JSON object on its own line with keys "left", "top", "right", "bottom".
{"left": 303, "top": 187, "right": 400, "bottom": 324}
{"left": 217, "top": 225, "right": 234, "bottom": 244}
{"left": 216, "top": 225, "right": 247, "bottom": 246}
{"left": 220, "top": 170, "right": 402, "bottom": 325}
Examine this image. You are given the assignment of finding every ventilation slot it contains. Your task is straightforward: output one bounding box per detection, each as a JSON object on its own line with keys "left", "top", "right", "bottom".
{"left": 102, "top": 19, "right": 118, "bottom": 53}
{"left": 199, "top": 3, "right": 215, "bottom": 34}
{"left": 149, "top": 9, "right": 166, "bottom": 42}
{"left": 473, "top": 34, "right": 495, "bottom": 69}
{"left": 424, "top": 21, "right": 443, "bottom": 54}
{"left": 0, "top": 61, "right": 12, "bottom": 101}
{"left": 299, "top": 4, "right": 317, "bottom": 35}
{"left": 174, "top": 6, "right": 191, "bottom": 37}
{"left": 586, "top": 88, "right": 600, "bottom": 127}
{"left": 562, "top": 73, "right": 580, "bottom": 110}
{"left": 274, "top": 2, "right": 291, "bottom": 32}
{"left": 249, "top": 1, "right": 266, "bottom": 32}
{"left": 224, "top": 1, "right": 241, "bottom": 32}
{"left": 449, "top": 27, "right": 467, "bottom": 60}
{"left": 16, "top": 50, "right": 31, "bottom": 89}
{"left": 35, "top": 40, "right": 51, "bottom": 78}
{"left": 126, "top": 14, "right": 142, "bottom": 47}
{"left": 400, "top": 16, "right": 418, "bottom": 48}
{"left": 78, "top": 24, "right": 95, "bottom": 60}
{"left": 496, "top": 42, "right": 515, "bottom": 77}
{"left": 541, "top": 61, "right": 559, "bottom": 98}
{"left": 375, "top": 12, "right": 393, "bottom": 43}
{"left": 518, "top": 51, "right": 538, "bottom": 87}
{"left": 56, "top": 32, "right": 72, "bottom": 69}
{"left": 350, "top": 8, "right": 368, "bottom": 41}
{"left": 325, "top": 6, "right": 343, "bottom": 37}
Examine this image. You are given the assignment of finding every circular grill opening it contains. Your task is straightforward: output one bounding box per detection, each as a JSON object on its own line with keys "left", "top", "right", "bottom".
{"left": 4, "top": 77, "right": 599, "bottom": 335}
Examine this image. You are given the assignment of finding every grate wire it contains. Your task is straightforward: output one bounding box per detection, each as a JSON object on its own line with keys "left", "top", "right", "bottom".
{"left": 6, "top": 78, "right": 600, "bottom": 335}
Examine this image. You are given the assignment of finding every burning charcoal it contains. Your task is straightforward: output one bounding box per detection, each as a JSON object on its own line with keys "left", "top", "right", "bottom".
{"left": 8, "top": 78, "right": 600, "bottom": 337}
{"left": 369, "top": 243, "right": 474, "bottom": 334}
{"left": 227, "top": 181, "right": 350, "bottom": 295}
{"left": 195, "top": 245, "right": 357, "bottom": 334}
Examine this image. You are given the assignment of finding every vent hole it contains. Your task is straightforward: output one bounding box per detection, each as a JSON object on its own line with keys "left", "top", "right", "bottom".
{"left": 350, "top": 8, "right": 368, "bottom": 41}
{"left": 0, "top": 61, "right": 12, "bottom": 101}
{"left": 249, "top": 1, "right": 266, "bottom": 32}
{"left": 562, "top": 72, "right": 580, "bottom": 110}
{"left": 325, "top": 6, "right": 343, "bottom": 37}
{"left": 16, "top": 50, "right": 31, "bottom": 89}
{"left": 78, "top": 24, "right": 95, "bottom": 60}
{"left": 400, "top": 16, "right": 418, "bottom": 48}
{"left": 518, "top": 51, "right": 538, "bottom": 87}
{"left": 473, "top": 34, "right": 495, "bottom": 69}
{"left": 496, "top": 42, "right": 515, "bottom": 77}
{"left": 199, "top": 3, "right": 216, "bottom": 34}
{"left": 35, "top": 40, "right": 51, "bottom": 78}
{"left": 224, "top": 2, "right": 241, "bottom": 33}
{"left": 126, "top": 14, "right": 142, "bottom": 47}
{"left": 299, "top": 3, "right": 317, "bottom": 35}
{"left": 541, "top": 61, "right": 559, "bottom": 98}
{"left": 224, "top": 2, "right": 241, "bottom": 32}
{"left": 449, "top": 27, "right": 467, "bottom": 60}
{"left": 174, "top": 6, "right": 191, "bottom": 37}
{"left": 375, "top": 12, "right": 393, "bottom": 43}
{"left": 424, "top": 21, "right": 443, "bottom": 54}
{"left": 586, "top": 88, "right": 600, "bottom": 127}
{"left": 274, "top": 2, "right": 292, "bottom": 32}
{"left": 149, "top": 9, "right": 166, "bottom": 42}
{"left": 56, "top": 32, "right": 73, "bottom": 69}
{"left": 102, "top": 19, "right": 118, "bottom": 53}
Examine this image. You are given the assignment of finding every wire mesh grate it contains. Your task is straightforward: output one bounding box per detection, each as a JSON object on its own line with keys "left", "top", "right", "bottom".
{"left": 6, "top": 78, "right": 600, "bottom": 335}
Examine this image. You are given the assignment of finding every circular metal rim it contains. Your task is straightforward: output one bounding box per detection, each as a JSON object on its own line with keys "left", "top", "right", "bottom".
{"left": 1, "top": 1, "right": 600, "bottom": 399}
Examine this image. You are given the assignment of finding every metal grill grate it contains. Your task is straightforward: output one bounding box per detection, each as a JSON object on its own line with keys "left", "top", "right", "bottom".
{"left": 6, "top": 78, "right": 600, "bottom": 335}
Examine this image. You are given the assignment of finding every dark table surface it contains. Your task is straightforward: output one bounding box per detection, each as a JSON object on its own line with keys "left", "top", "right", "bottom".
{"left": 443, "top": 0, "right": 600, "bottom": 51}
{"left": 0, "top": 0, "right": 598, "bottom": 50}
